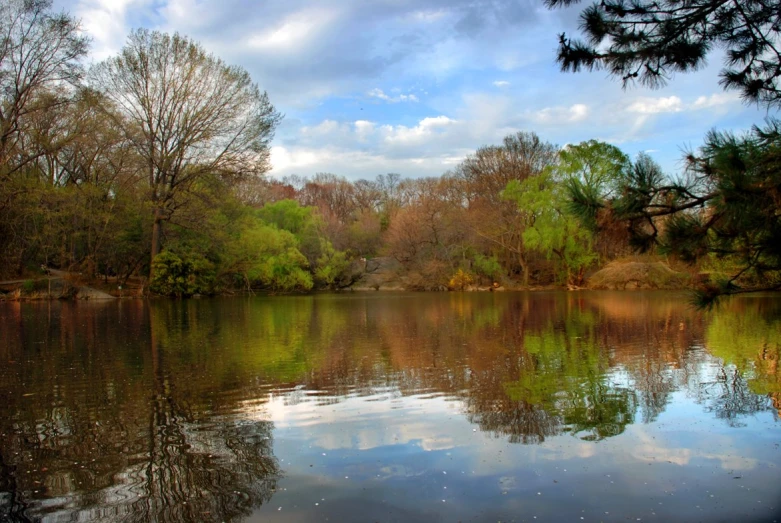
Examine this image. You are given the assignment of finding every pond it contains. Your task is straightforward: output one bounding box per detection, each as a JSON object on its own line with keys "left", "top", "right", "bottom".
{"left": 0, "top": 292, "right": 779, "bottom": 522}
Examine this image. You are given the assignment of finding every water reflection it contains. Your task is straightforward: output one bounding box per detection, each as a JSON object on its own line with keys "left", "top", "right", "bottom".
{"left": 0, "top": 292, "right": 779, "bottom": 522}
{"left": 0, "top": 300, "right": 280, "bottom": 522}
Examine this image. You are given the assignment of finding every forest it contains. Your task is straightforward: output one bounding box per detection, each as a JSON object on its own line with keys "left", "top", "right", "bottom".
{"left": 1, "top": 0, "right": 779, "bottom": 300}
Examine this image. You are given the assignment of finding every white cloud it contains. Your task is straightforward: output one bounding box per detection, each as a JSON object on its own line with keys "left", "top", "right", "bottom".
{"left": 300, "top": 119, "right": 347, "bottom": 137}
{"left": 247, "top": 8, "right": 337, "bottom": 52}
{"left": 368, "top": 88, "right": 420, "bottom": 103}
{"left": 406, "top": 9, "right": 449, "bottom": 23}
{"left": 270, "top": 145, "right": 324, "bottom": 173}
{"left": 531, "top": 103, "right": 590, "bottom": 124}
{"left": 381, "top": 116, "right": 458, "bottom": 145}
{"left": 72, "top": 0, "right": 139, "bottom": 60}
{"left": 691, "top": 92, "right": 741, "bottom": 110}
{"left": 64, "top": 0, "right": 763, "bottom": 181}
{"left": 354, "top": 120, "right": 375, "bottom": 141}
{"left": 625, "top": 93, "right": 740, "bottom": 115}
{"left": 269, "top": 144, "right": 465, "bottom": 179}
{"left": 627, "top": 96, "right": 684, "bottom": 114}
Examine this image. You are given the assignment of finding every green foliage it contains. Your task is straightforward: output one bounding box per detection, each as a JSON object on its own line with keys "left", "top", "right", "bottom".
{"left": 254, "top": 200, "right": 357, "bottom": 289}
{"left": 258, "top": 200, "right": 318, "bottom": 236}
{"left": 150, "top": 251, "right": 216, "bottom": 297}
{"left": 92, "top": 28, "right": 282, "bottom": 275}
{"left": 560, "top": 140, "right": 630, "bottom": 199}
{"left": 610, "top": 153, "right": 666, "bottom": 224}
{"left": 546, "top": 0, "right": 781, "bottom": 108}
{"left": 222, "top": 217, "right": 313, "bottom": 292}
{"left": 472, "top": 254, "right": 503, "bottom": 281}
{"left": 314, "top": 239, "right": 351, "bottom": 289}
{"left": 604, "top": 122, "right": 781, "bottom": 305}
{"left": 561, "top": 140, "right": 631, "bottom": 229}
{"left": 504, "top": 170, "right": 597, "bottom": 285}
{"left": 257, "top": 200, "right": 324, "bottom": 264}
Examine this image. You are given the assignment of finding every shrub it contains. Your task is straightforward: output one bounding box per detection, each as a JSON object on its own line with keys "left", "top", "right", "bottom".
{"left": 448, "top": 269, "right": 474, "bottom": 291}
{"left": 472, "top": 254, "right": 503, "bottom": 282}
{"left": 150, "top": 251, "right": 216, "bottom": 297}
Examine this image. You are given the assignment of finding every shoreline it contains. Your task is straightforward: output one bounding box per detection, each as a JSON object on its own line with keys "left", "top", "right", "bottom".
{"left": 0, "top": 259, "right": 707, "bottom": 300}
{"left": 0, "top": 284, "right": 699, "bottom": 301}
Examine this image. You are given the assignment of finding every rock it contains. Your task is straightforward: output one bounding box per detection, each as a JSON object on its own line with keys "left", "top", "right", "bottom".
{"left": 378, "top": 285, "right": 405, "bottom": 291}
{"left": 76, "top": 286, "right": 116, "bottom": 300}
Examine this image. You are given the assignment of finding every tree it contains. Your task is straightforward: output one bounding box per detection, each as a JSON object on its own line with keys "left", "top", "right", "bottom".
{"left": 559, "top": 140, "right": 634, "bottom": 258}
{"left": 648, "top": 124, "right": 781, "bottom": 304}
{"left": 0, "top": 0, "right": 89, "bottom": 276}
{"left": 455, "top": 132, "right": 559, "bottom": 285}
{"left": 572, "top": 123, "right": 781, "bottom": 304}
{"left": 0, "top": 0, "right": 88, "bottom": 174}
{"left": 559, "top": 140, "right": 630, "bottom": 201}
{"left": 257, "top": 199, "right": 323, "bottom": 265}
{"left": 91, "top": 29, "right": 282, "bottom": 275}
{"left": 383, "top": 177, "right": 467, "bottom": 289}
{"left": 546, "top": 0, "right": 781, "bottom": 302}
{"left": 504, "top": 168, "right": 597, "bottom": 286}
{"left": 255, "top": 199, "right": 361, "bottom": 288}
{"left": 222, "top": 217, "right": 313, "bottom": 292}
{"left": 149, "top": 250, "right": 216, "bottom": 297}
{"left": 546, "top": 0, "right": 781, "bottom": 107}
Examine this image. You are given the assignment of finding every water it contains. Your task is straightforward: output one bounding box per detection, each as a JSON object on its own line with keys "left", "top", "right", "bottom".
{"left": 0, "top": 291, "right": 779, "bottom": 522}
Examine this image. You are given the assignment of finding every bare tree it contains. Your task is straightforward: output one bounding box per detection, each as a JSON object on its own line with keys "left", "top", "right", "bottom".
{"left": 91, "top": 29, "right": 282, "bottom": 272}
{"left": 0, "top": 0, "right": 88, "bottom": 176}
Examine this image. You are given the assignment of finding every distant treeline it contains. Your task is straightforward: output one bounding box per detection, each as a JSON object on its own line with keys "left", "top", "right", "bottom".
{"left": 2, "top": 1, "right": 777, "bottom": 300}
{"left": 0, "top": 1, "right": 645, "bottom": 295}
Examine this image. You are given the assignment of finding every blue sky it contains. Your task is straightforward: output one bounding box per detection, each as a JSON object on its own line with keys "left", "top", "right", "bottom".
{"left": 55, "top": 0, "right": 773, "bottom": 180}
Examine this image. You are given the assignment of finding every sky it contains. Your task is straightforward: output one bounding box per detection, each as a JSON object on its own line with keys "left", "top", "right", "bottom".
{"left": 55, "top": 0, "right": 773, "bottom": 181}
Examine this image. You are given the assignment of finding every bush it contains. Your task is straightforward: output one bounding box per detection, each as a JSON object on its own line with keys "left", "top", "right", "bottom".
{"left": 472, "top": 254, "right": 503, "bottom": 282}
{"left": 150, "top": 251, "right": 216, "bottom": 297}
{"left": 448, "top": 269, "right": 474, "bottom": 291}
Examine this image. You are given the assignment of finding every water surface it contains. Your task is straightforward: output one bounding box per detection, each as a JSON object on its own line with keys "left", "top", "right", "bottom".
{"left": 1, "top": 292, "right": 779, "bottom": 522}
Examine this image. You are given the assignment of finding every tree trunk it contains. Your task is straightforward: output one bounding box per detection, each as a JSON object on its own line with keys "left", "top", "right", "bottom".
{"left": 150, "top": 207, "right": 163, "bottom": 278}
{"left": 519, "top": 253, "right": 529, "bottom": 287}
{"left": 517, "top": 238, "right": 529, "bottom": 287}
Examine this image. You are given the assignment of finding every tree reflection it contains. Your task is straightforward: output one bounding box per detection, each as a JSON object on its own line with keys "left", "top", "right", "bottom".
{"left": 497, "top": 308, "right": 638, "bottom": 442}
{"left": 0, "top": 300, "right": 280, "bottom": 523}
{"left": 465, "top": 395, "right": 561, "bottom": 444}
{"left": 0, "top": 452, "right": 28, "bottom": 523}
{"left": 703, "top": 298, "right": 781, "bottom": 422}
{"left": 1, "top": 292, "right": 779, "bottom": 520}
{"left": 698, "top": 368, "right": 771, "bottom": 427}
{"left": 560, "top": 382, "right": 637, "bottom": 441}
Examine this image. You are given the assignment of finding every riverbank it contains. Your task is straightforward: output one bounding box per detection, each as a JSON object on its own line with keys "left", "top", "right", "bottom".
{"left": 0, "top": 259, "right": 698, "bottom": 300}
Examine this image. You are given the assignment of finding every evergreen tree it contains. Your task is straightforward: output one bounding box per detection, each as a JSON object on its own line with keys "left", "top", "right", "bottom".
{"left": 548, "top": 0, "right": 781, "bottom": 303}
{"left": 571, "top": 122, "right": 781, "bottom": 305}
{"left": 546, "top": 0, "right": 781, "bottom": 107}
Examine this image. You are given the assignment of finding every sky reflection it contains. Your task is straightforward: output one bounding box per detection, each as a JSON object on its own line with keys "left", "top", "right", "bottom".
{"left": 1, "top": 292, "right": 779, "bottom": 522}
